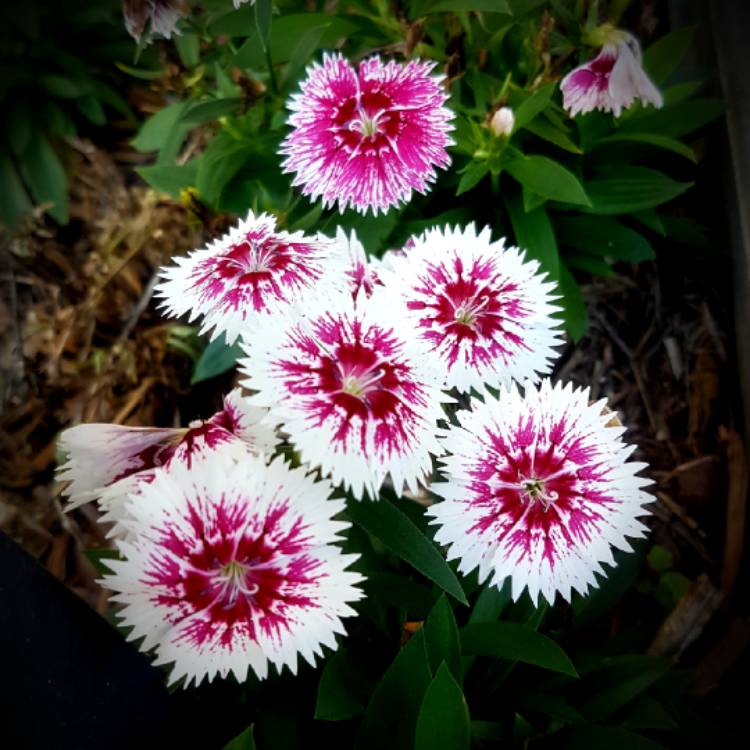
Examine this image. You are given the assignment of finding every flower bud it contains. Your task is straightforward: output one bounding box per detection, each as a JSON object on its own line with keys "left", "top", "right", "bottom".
{"left": 490, "top": 106, "right": 515, "bottom": 137}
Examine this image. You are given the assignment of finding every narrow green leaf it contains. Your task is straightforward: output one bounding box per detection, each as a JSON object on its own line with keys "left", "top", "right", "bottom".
{"left": 525, "top": 117, "right": 582, "bottom": 154}
{"left": 460, "top": 622, "right": 578, "bottom": 676}
{"left": 582, "top": 167, "right": 693, "bottom": 214}
{"left": 469, "top": 580, "right": 511, "bottom": 624}
{"left": 182, "top": 98, "right": 244, "bottom": 125}
{"left": 411, "top": 0, "right": 511, "bottom": 16}
{"left": 175, "top": 33, "right": 200, "bottom": 68}
{"left": 595, "top": 132, "right": 695, "bottom": 162}
{"left": 355, "top": 629, "right": 432, "bottom": 750}
{"left": 513, "top": 83, "right": 556, "bottom": 131}
{"left": 415, "top": 664, "right": 471, "bottom": 750}
{"left": 0, "top": 153, "right": 32, "bottom": 230}
{"left": 315, "top": 649, "right": 367, "bottom": 721}
{"left": 136, "top": 162, "right": 198, "bottom": 199}
{"left": 20, "top": 132, "right": 68, "bottom": 223}
{"left": 196, "top": 133, "right": 250, "bottom": 206}
{"left": 456, "top": 160, "right": 489, "bottom": 195}
{"left": 632, "top": 209, "right": 666, "bottom": 236}
{"left": 83, "top": 548, "right": 120, "bottom": 576}
{"left": 347, "top": 499, "right": 468, "bottom": 605}
{"left": 621, "top": 98, "right": 724, "bottom": 138}
{"left": 563, "top": 251, "right": 615, "bottom": 277}
{"left": 254, "top": 0, "right": 273, "bottom": 51}
{"left": 555, "top": 216, "right": 655, "bottom": 262}
{"left": 642, "top": 26, "right": 695, "bottom": 84}
{"left": 77, "top": 95, "right": 106, "bottom": 126}
{"left": 132, "top": 102, "right": 189, "bottom": 152}
{"left": 282, "top": 24, "right": 330, "bottom": 88}
{"left": 7, "top": 98, "right": 32, "bottom": 156}
{"left": 191, "top": 333, "right": 243, "bottom": 384}
{"left": 424, "top": 595, "right": 462, "bottom": 682}
{"left": 558, "top": 262, "right": 588, "bottom": 342}
{"left": 522, "top": 185, "right": 547, "bottom": 212}
{"left": 518, "top": 691, "right": 584, "bottom": 723}
{"left": 222, "top": 725, "right": 257, "bottom": 750}
{"left": 505, "top": 154, "right": 590, "bottom": 206}
{"left": 40, "top": 74, "right": 89, "bottom": 98}
{"left": 505, "top": 195, "right": 560, "bottom": 281}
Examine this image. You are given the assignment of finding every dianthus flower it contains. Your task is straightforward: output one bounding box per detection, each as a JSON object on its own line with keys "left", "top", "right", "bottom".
{"left": 334, "top": 228, "right": 383, "bottom": 299}
{"left": 428, "top": 381, "right": 651, "bottom": 605}
{"left": 239, "top": 290, "right": 446, "bottom": 500}
{"left": 281, "top": 53, "right": 454, "bottom": 215}
{"left": 379, "top": 224, "right": 562, "bottom": 392}
{"left": 561, "top": 28, "right": 663, "bottom": 117}
{"left": 58, "top": 389, "right": 275, "bottom": 529}
{"left": 156, "top": 211, "right": 338, "bottom": 344}
{"left": 103, "top": 456, "right": 363, "bottom": 685}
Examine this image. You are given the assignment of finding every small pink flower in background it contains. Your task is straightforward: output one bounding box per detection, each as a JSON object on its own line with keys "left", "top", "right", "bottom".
{"left": 489, "top": 106, "right": 515, "bottom": 136}
{"left": 280, "top": 53, "right": 454, "bottom": 215}
{"left": 378, "top": 224, "right": 562, "bottom": 393}
{"left": 428, "top": 380, "right": 651, "bottom": 605}
{"left": 334, "top": 228, "right": 383, "bottom": 299}
{"left": 239, "top": 290, "right": 446, "bottom": 500}
{"left": 122, "top": 0, "right": 186, "bottom": 41}
{"left": 156, "top": 211, "right": 339, "bottom": 344}
{"left": 561, "top": 30, "right": 663, "bottom": 118}
{"left": 58, "top": 389, "right": 276, "bottom": 529}
{"left": 103, "top": 456, "right": 363, "bottom": 686}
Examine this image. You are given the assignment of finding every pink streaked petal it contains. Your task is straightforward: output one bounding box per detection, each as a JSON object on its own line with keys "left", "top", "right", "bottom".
{"left": 428, "top": 380, "right": 652, "bottom": 605}
{"left": 281, "top": 53, "right": 454, "bottom": 216}
{"left": 378, "top": 224, "right": 563, "bottom": 392}
{"left": 103, "top": 456, "right": 363, "bottom": 686}
{"left": 156, "top": 210, "right": 341, "bottom": 344}
{"left": 239, "top": 289, "right": 446, "bottom": 500}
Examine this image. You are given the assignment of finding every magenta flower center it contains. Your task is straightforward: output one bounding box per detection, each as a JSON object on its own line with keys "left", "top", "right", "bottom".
{"left": 335, "top": 90, "right": 400, "bottom": 156}
{"left": 585, "top": 51, "right": 616, "bottom": 91}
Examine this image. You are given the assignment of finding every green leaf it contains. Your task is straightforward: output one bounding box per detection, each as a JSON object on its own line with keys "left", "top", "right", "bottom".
{"left": 39, "top": 74, "right": 89, "bottom": 98}
{"left": 518, "top": 691, "right": 584, "bottom": 723}
{"left": 424, "top": 595, "right": 462, "bottom": 682}
{"left": 136, "top": 162, "right": 198, "bottom": 198}
{"left": 282, "top": 24, "right": 330, "bottom": 89}
{"left": 582, "top": 167, "right": 693, "bottom": 214}
{"left": 181, "top": 98, "right": 244, "bottom": 125}
{"left": 20, "top": 132, "right": 68, "bottom": 224}
{"left": 0, "top": 153, "right": 32, "bottom": 230}
{"left": 415, "top": 664, "right": 471, "bottom": 750}
{"left": 647, "top": 545, "right": 673, "bottom": 573}
{"left": 222, "top": 726, "right": 257, "bottom": 750}
{"left": 196, "top": 133, "right": 251, "bottom": 206}
{"left": 132, "top": 102, "right": 190, "bottom": 152}
{"left": 77, "top": 95, "right": 106, "bottom": 126}
{"left": 355, "top": 629, "right": 432, "bottom": 750}
{"left": 175, "top": 33, "right": 200, "bottom": 68}
{"left": 346, "top": 499, "right": 468, "bottom": 605}
{"left": 505, "top": 154, "right": 590, "bottom": 206}
{"left": 83, "top": 548, "right": 120, "bottom": 576}
{"left": 555, "top": 216, "right": 655, "bottom": 262}
{"left": 525, "top": 117, "right": 582, "bottom": 154}
{"left": 315, "top": 649, "right": 368, "bottom": 721}
{"left": 456, "top": 160, "right": 489, "bottom": 195}
{"left": 643, "top": 26, "right": 695, "bottom": 85}
{"left": 632, "top": 209, "right": 666, "bottom": 236}
{"left": 522, "top": 185, "right": 547, "bottom": 212}
{"left": 622, "top": 98, "right": 724, "bottom": 138}
{"left": 505, "top": 195, "right": 560, "bottom": 281}
{"left": 254, "top": 0, "right": 273, "bottom": 51}
{"left": 595, "top": 132, "right": 695, "bottom": 162}
{"left": 513, "top": 83, "right": 556, "bottom": 131}
{"left": 7, "top": 98, "right": 32, "bottom": 156}
{"left": 469, "top": 580, "right": 511, "bottom": 624}
{"left": 116, "top": 62, "right": 165, "bottom": 80}
{"left": 563, "top": 251, "right": 615, "bottom": 277}
{"left": 540, "top": 725, "right": 668, "bottom": 750}
{"left": 460, "top": 622, "right": 578, "bottom": 676}
{"left": 411, "top": 0, "right": 511, "bottom": 16}
{"left": 364, "top": 572, "right": 437, "bottom": 618}
{"left": 558, "top": 262, "right": 588, "bottom": 342}
{"left": 191, "top": 333, "right": 243, "bottom": 384}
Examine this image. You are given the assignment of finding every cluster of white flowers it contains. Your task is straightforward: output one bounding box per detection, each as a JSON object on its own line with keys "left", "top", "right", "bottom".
{"left": 59, "top": 36, "right": 658, "bottom": 687}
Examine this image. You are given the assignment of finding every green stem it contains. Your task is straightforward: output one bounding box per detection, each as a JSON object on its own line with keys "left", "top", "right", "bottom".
{"left": 264, "top": 44, "right": 278, "bottom": 95}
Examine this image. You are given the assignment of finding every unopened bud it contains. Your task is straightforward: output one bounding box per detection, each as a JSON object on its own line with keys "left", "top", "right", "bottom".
{"left": 490, "top": 107, "right": 514, "bottom": 137}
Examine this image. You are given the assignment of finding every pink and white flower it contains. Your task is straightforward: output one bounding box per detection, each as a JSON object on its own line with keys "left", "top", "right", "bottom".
{"left": 561, "top": 30, "right": 663, "bottom": 118}
{"left": 280, "top": 53, "right": 454, "bottom": 215}
{"left": 428, "top": 380, "right": 652, "bottom": 605}
{"left": 333, "top": 228, "right": 383, "bottom": 299}
{"left": 239, "top": 290, "right": 446, "bottom": 500}
{"left": 123, "top": 0, "right": 186, "bottom": 41}
{"left": 103, "top": 456, "right": 363, "bottom": 686}
{"left": 378, "top": 224, "right": 562, "bottom": 393}
{"left": 156, "top": 211, "right": 338, "bottom": 344}
{"left": 58, "top": 389, "right": 276, "bottom": 527}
